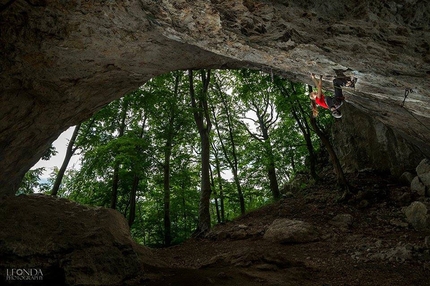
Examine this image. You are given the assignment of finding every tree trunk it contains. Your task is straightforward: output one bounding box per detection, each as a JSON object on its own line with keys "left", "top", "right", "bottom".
{"left": 216, "top": 84, "right": 246, "bottom": 214}
{"left": 276, "top": 80, "right": 319, "bottom": 181}
{"left": 309, "top": 115, "right": 350, "bottom": 192}
{"left": 110, "top": 99, "right": 129, "bottom": 210}
{"left": 259, "top": 117, "right": 280, "bottom": 200}
{"left": 233, "top": 170, "right": 245, "bottom": 214}
{"left": 214, "top": 163, "right": 225, "bottom": 223}
{"left": 292, "top": 104, "right": 319, "bottom": 181}
{"left": 51, "top": 123, "right": 81, "bottom": 196}
{"left": 268, "top": 165, "right": 280, "bottom": 199}
{"left": 189, "top": 69, "right": 213, "bottom": 235}
{"left": 128, "top": 174, "right": 139, "bottom": 226}
{"left": 163, "top": 134, "right": 173, "bottom": 246}
{"left": 209, "top": 164, "right": 221, "bottom": 224}
{"left": 110, "top": 165, "right": 120, "bottom": 209}
{"left": 197, "top": 125, "right": 212, "bottom": 233}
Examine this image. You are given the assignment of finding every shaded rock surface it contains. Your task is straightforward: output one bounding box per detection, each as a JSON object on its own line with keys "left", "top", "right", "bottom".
{"left": 403, "top": 201, "right": 430, "bottom": 231}
{"left": 410, "top": 158, "right": 430, "bottom": 197}
{"left": 1, "top": 0, "right": 430, "bottom": 195}
{"left": 332, "top": 104, "right": 426, "bottom": 176}
{"left": 330, "top": 213, "right": 354, "bottom": 229}
{"left": 417, "top": 159, "right": 430, "bottom": 176}
{"left": 0, "top": 194, "right": 163, "bottom": 285}
{"left": 263, "top": 218, "right": 319, "bottom": 244}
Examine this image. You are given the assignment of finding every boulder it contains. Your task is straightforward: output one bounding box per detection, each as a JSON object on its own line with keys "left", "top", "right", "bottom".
{"left": 403, "top": 201, "right": 430, "bottom": 231}
{"left": 419, "top": 173, "right": 430, "bottom": 191}
{"left": 0, "top": 194, "right": 161, "bottom": 285}
{"left": 399, "top": 171, "right": 415, "bottom": 185}
{"left": 411, "top": 176, "right": 427, "bottom": 197}
{"left": 263, "top": 219, "right": 319, "bottom": 244}
{"left": 330, "top": 214, "right": 354, "bottom": 229}
{"left": 416, "top": 159, "right": 430, "bottom": 176}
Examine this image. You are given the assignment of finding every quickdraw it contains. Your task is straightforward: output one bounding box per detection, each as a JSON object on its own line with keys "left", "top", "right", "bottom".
{"left": 401, "top": 88, "right": 413, "bottom": 107}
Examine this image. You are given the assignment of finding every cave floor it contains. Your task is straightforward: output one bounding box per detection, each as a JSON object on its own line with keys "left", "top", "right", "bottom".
{"left": 129, "top": 172, "right": 430, "bottom": 286}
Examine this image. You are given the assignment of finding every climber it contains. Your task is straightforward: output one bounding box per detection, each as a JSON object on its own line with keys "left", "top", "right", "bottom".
{"left": 309, "top": 73, "right": 356, "bottom": 119}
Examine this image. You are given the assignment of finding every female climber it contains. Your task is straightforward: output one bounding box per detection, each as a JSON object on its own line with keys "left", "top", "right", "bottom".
{"left": 309, "top": 73, "right": 355, "bottom": 119}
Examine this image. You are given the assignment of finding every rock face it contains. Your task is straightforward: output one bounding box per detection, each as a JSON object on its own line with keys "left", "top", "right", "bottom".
{"left": 1, "top": 0, "right": 430, "bottom": 195}
{"left": 0, "top": 194, "right": 161, "bottom": 285}
{"left": 332, "top": 104, "right": 426, "bottom": 176}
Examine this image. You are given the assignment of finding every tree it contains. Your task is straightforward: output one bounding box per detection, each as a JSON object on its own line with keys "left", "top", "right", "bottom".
{"left": 188, "top": 69, "right": 213, "bottom": 235}
{"left": 51, "top": 121, "right": 96, "bottom": 196}
{"left": 307, "top": 85, "right": 350, "bottom": 196}
{"left": 210, "top": 74, "right": 246, "bottom": 214}
{"left": 17, "top": 168, "right": 48, "bottom": 195}
{"left": 47, "top": 68, "right": 351, "bottom": 246}
{"left": 110, "top": 98, "right": 129, "bottom": 210}
{"left": 274, "top": 79, "right": 319, "bottom": 181}
{"left": 235, "top": 70, "right": 281, "bottom": 200}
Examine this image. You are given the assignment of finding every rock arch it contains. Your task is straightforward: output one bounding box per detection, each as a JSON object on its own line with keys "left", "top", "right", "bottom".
{"left": 1, "top": 0, "right": 429, "bottom": 195}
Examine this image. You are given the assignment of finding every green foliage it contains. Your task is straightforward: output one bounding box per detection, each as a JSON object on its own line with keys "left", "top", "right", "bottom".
{"left": 41, "top": 144, "right": 58, "bottom": 160}
{"left": 20, "top": 68, "right": 336, "bottom": 246}
{"left": 17, "top": 168, "right": 50, "bottom": 195}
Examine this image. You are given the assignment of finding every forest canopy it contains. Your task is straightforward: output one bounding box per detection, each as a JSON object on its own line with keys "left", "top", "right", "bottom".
{"left": 21, "top": 69, "right": 335, "bottom": 247}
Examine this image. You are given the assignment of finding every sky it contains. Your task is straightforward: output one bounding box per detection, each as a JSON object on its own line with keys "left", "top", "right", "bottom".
{"left": 31, "top": 126, "right": 81, "bottom": 179}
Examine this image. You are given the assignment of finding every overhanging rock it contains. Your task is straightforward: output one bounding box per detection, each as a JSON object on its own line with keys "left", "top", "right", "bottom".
{"left": 1, "top": 0, "right": 429, "bottom": 195}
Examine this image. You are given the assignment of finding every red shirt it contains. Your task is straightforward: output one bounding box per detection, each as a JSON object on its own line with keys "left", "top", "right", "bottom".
{"left": 315, "top": 93, "right": 328, "bottom": 109}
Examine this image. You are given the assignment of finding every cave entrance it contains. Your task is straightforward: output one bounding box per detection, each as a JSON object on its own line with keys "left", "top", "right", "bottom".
{"left": 26, "top": 68, "right": 332, "bottom": 246}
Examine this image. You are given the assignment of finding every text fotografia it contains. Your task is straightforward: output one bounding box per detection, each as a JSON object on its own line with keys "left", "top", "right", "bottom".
{"left": 6, "top": 269, "right": 43, "bottom": 281}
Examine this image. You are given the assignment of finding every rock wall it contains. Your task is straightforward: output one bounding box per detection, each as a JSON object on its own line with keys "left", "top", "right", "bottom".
{"left": 0, "top": 194, "right": 164, "bottom": 285}
{"left": 332, "top": 104, "right": 425, "bottom": 177}
{"left": 1, "top": 0, "right": 429, "bottom": 195}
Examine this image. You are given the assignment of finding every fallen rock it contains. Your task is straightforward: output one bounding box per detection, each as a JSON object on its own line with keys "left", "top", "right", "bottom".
{"left": 330, "top": 214, "right": 354, "bottom": 229}
{"left": 400, "top": 171, "right": 415, "bottom": 185}
{"left": 403, "top": 201, "right": 430, "bottom": 231}
{"left": 411, "top": 176, "right": 427, "bottom": 197}
{"left": 416, "top": 159, "right": 430, "bottom": 176}
{"left": 419, "top": 173, "right": 430, "bottom": 192}
{"left": 0, "top": 194, "right": 161, "bottom": 285}
{"left": 263, "top": 219, "right": 319, "bottom": 244}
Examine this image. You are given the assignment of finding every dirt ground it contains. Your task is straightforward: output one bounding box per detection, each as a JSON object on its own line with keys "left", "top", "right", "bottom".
{"left": 129, "top": 172, "right": 430, "bottom": 286}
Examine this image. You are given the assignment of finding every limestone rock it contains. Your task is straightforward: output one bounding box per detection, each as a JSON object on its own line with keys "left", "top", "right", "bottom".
{"left": 419, "top": 173, "right": 430, "bottom": 191}
{"left": 399, "top": 171, "right": 415, "bottom": 185}
{"left": 330, "top": 214, "right": 354, "bottom": 229}
{"left": 416, "top": 159, "right": 430, "bottom": 176}
{"left": 263, "top": 219, "right": 319, "bottom": 244}
{"left": 411, "top": 176, "right": 427, "bottom": 197}
{"left": 331, "top": 104, "right": 426, "bottom": 177}
{"left": 403, "top": 201, "right": 430, "bottom": 231}
{"left": 1, "top": 0, "right": 430, "bottom": 195}
{"left": 0, "top": 194, "right": 162, "bottom": 285}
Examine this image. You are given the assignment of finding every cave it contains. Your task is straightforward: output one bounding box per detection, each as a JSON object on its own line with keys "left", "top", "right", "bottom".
{"left": 1, "top": 0, "right": 429, "bottom": 195}
{"left": 1, "top": 0, "right": 430, "bottom": 285}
